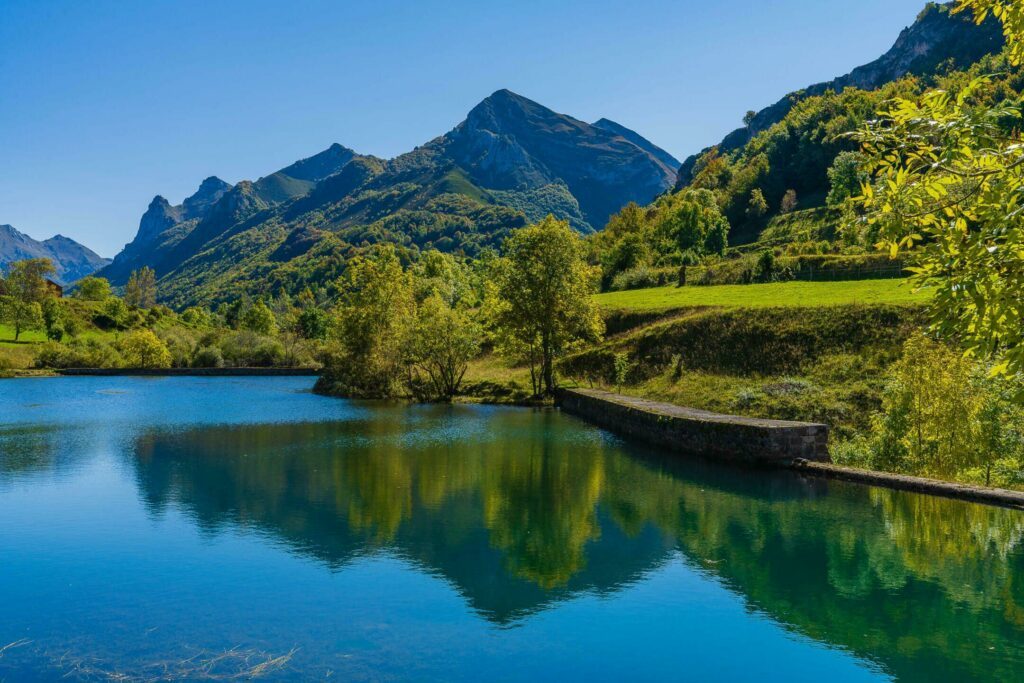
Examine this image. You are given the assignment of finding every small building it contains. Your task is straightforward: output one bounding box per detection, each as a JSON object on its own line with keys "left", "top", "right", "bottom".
{"left": 45, "top": 279, "right": 63, "bottom": 298}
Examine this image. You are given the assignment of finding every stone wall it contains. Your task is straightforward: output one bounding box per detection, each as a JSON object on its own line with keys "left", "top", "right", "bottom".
{"left": 557, "top": 388, "right": 830, "bottom": 463}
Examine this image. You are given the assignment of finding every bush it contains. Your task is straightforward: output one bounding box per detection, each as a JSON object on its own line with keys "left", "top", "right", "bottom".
{"left": 35, "top": 339, "right": 124, "bottom": 369}
{"left": 158, "top": 326, "right": 199, "bottom": 368}
{"left": 609, "top": 266, "right": 677, "bottom": 291}
{"left": 220, "top": 331, "right": 284, "bottom": 367}
{"left": 192, "top": 346, "right": 224, "bottom": 368}
{"left": 118, "top": 329, "right": 172, "bottom": 369}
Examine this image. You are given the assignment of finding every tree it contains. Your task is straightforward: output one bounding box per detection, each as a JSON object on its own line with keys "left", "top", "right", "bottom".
{"left": 826, "top": 151, "right": 868, "bottom": 207}
{"left": 41, "top": 297, "right": 64, "bottom": 341}
{"left": 125, "top": 267, "right": 157, "bottom": 308}
{"left": 849, "top": 0, "right": 1024, "bottom": 379}
{"left": 780, "top": 189, "right": 798, "bottom": 214}
{"left": 0, "top": 258, "right": 55, "bottom": 340}
{"left": 240, "top": 300, "right": 278, "bottom": 336}
{"left": 296, "top": 307, "right": 329, "bottom": 340}
{"left": 0, "top": 299, "right": 43, "bottom": 341}
{"left": 2, "top": 258, "right": 55, "bottom": 303}
{"left": 74, "top": 276, "right": 111, "bottom": 301}
{"left": 743, "top": 110, "right": 757, "bottom": 127}
{"left": 659, "top": 189, "right": 730, "bottom": 257}
{"left": 487, "top": 217, "right": 604, "bottom": 396}
{"left": 408, "top": 294, "right": 481, "bottom": 400}
{"left": 746, "top": 188, "right": 769, "bottom": 218}
{"left": 870, "top": 334, "right": 982, "bottom": 477}
{"left": 321, "top": 244, "right": 415, "bottom": 398}
{"left": 118, "top": 329, "right": 172, "bottom": 369}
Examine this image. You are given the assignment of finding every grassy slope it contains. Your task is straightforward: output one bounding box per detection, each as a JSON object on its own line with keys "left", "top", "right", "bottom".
{"left": 595, "top": 279, "right": 930, "bottom": 312}
{"left": 560, "top": 278, "right": 930, "bottom": 439}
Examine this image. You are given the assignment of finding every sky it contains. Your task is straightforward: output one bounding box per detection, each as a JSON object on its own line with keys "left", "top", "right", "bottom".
{"left": 1, "top": 0, "right": 929, "bottom": 256}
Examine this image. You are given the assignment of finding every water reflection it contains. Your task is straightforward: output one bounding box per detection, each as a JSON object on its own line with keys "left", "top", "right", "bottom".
{"left": 123, "top": 411, "right": 678, "bottom": 621}
{"left": 3, "top": 391, "right": 1024, "bottom": 681}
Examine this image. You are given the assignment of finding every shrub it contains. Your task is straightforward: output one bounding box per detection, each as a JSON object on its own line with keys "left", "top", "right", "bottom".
{"left": 192, "top": 346, "right": 224, "bottom": 368}
{"left": 118, "top": 329, "right": 173, "bottom": 369}
{"left": 609, "top": 266, "right": 677, "bottom": 291}
{"left": 35, "top": 339, "right": 123, "bottom": 369}
{"left": 220, "top": 331, "right": 284, "bottom": 367}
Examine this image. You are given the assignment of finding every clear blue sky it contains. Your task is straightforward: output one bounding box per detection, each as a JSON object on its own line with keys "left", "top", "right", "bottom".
{"left": 1, "top": 0, "right": 928, "bottom": 256}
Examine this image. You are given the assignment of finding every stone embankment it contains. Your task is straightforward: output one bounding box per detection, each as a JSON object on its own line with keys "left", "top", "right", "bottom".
{"left": 558, "top": 388, "right": 1024, "bottom": 509}
{"left": 557, "top": 388, "right": 830, "bottom": 463}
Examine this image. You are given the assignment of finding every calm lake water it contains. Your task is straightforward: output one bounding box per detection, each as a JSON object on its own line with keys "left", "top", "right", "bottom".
{"left": 1, "top": 377, "right": 1023, "bottom": 681}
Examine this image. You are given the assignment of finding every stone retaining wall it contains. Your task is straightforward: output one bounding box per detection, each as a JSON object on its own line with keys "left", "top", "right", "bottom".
{"left": 557, "top": 388, "right": 830, "bottom": 463}
{"left": 791, "top": 460, "right": 1024, "bottom": 510}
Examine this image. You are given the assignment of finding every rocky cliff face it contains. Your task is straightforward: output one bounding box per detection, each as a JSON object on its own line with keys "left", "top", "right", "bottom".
{"left": 678, "top": 2, "right": 1005, "bottom": 186}
{"left": 0, "top": 223, "right": 109, "bottom": 284}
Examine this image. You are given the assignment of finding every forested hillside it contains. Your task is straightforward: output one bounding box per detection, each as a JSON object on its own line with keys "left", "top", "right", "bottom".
{"left": 593, "top": 2, "right": 1011, "bottom": 290}
{"left": 99, "top": 91, "right": 677, "bottom": 307}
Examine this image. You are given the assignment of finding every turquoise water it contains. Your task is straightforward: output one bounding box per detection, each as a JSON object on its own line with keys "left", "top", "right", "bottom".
{"left": 1, "top": 377, "right": 1023, "bottom": 681}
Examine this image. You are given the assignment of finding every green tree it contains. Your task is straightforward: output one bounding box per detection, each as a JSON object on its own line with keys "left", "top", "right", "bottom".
{"left": 2, "top": 258, "right": 55, "bottom": 303}
{"left": 849, "top": 0, "right": 1024, "bottom": 379}
{"left": 119, "top": 329, "right": 172, "bottom": 369}
{"left": 0, "top": 299, "right": 43, "bottom": 341}
{"left": 0, "top": 258, "right": 55, "bottom": 340}
{"left": 408, "top": 294, "right": 481, "bottom": 400}
{"left": 125, "top": 267, "right": 157, "bottom": 308}
{"left": 321, "top": 244, "right": 415, "bottom": 398}
{"left": 746, "top": 188, "right": 769, "bottom": 218}
{"left": 870, "top": 334, "right": 981, "bottom": 478}
{"left": 487, "top": 217, "right": 604, "bottom": 396}
{"left": 659, "top": 189, "right": 731, "bottom": 257}
{"left": 240, "top": 300, "right": 278, "bottom": 336}
{"left": 826, "top": 151, "right": 868, "bottom": 207}
{"left": 41, "top": 297, "right": 64, "bottom": 341}
{"left": 296, "top": 307, "right": 329, "bottom": 340}
{"left": 180, "top": 306, "right": 214, "bottom": 328}
{"left": 74, "top": 276, "right": 111, "bottom": 301}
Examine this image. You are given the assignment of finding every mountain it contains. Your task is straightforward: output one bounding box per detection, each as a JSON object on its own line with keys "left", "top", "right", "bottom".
{"left": 444, "top": 89, "right": 678, "bottom": 229}
{"left": 0, "top": 224, "right": 110, "bottom": 284}
{"left": 592, "top": 118, "right": 680, "bottom": 170}
{"left": 638, "top": 1, "right": 1011, "bottom": 249}
{"left": 100, "top": 91, "right": 678, "bottom": 305}
{"left": 677, "top": 2, "right": 1004, "bottom": 186}
{"left": 99, "top": 145, "right": 361, "bottom": 285}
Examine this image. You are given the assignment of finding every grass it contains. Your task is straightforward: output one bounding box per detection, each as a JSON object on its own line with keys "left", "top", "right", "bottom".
{"left": 594, "top": 279, "right": 931, "bottom": 313}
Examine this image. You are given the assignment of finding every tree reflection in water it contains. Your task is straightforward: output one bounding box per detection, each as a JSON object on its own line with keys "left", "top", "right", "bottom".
{"left": 5, "top": 401, "right": 1024, "bottom": 681}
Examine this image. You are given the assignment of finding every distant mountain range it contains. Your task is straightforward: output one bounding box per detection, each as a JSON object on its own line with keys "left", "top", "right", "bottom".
{"left": 98, "top": 90, "right": 679, "bottom": 305}
{"left": 0, "top": 224, "right": 110, "bottom": 285}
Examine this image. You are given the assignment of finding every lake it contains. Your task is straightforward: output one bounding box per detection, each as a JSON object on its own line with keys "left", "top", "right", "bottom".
{"left": 1, "top": 377, "right": 1023, "bottom": 681}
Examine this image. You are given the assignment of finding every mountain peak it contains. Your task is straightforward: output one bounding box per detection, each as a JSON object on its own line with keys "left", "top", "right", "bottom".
{"left": 183, "top": 176, "right": 232, "bottom": 221}
{"left": 275, "top": 143, "right": 357, "bottom": 184}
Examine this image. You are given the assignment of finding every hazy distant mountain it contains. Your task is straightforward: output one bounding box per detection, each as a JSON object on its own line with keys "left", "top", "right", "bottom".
{"left": 99, "top": 91, "right": 678, "bottom": 305}
{"left": 0, "top": 223, "right": 109, "bottom": 284}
